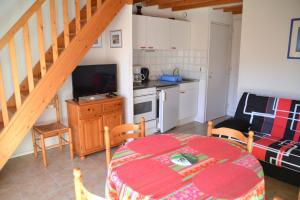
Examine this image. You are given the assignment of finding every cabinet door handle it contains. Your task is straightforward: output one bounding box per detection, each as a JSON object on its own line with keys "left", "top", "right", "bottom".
{"left": 140, "top": 46, "right": 146, "bottom": 49}
{"left": 180, "top": 91, "right": 185, "bottom": 93}
{"left": 148, "top": 46, "right": 154, "bottom": 49}
{"left": 171, "top": 47, "right": 176, "bottom": 49}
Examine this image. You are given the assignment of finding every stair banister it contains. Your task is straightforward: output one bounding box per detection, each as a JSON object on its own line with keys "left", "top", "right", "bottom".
{"left": 63, "top": 0, "right": 70, "bottom": 48}
{"left": 23, "top": 23, "right": 35, "bottom": 93}
{"left": 0, "top": 0, "right": 47, "bottom": 49}
{"left": 0, "top": 0, "right": 128, "bottom": 170}
{"left": 0, "top": 64, "right": 9, "bottom": 126}
{"left": 50, "top": 0, "right": 59, "bottom": 62}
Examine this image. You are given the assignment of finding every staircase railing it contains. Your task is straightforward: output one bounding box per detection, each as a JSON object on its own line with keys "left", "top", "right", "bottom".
{"left": 0, "top": 0, "right": 128, "bottom": 169}
{"left": 0, "top": 0, "right": 102, "bottom": 129}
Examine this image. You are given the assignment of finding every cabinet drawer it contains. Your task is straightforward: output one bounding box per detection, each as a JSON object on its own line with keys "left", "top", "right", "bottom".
{"left": 103, "top": 101, "right": 123, "bottom": 113}
{"left": 79, "top": 105, "right": 103, "bottom": 119}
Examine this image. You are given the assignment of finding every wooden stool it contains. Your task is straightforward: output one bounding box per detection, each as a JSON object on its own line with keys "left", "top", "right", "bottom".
{"left": 32, "top": 95, "right": 73, "bottom": 167}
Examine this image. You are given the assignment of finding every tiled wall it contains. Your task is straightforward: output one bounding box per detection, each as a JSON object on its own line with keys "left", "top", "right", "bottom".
{"left": 133, "top": 49, "right": 208, "bottom": 80}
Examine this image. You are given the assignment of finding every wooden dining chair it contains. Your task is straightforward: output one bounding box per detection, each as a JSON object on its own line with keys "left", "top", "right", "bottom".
{"left": 73, "top": 168, "right": 105, "bottom": 200}
{"left": 207, "top": 121, "right": 254, "bottom": 153}
{"left": 104, "top": 117, "right": 145, "bottom": 167}
{"left": 32, "top": 95, "right": 73, "bottom": 167}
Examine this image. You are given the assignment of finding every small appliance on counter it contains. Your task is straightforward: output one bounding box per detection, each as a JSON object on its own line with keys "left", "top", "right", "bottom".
{"left": 141, "top": 67, "right": 149, "bottom": 82}
{"left": 133, "top": 65, "right": 145, "bottom": 83}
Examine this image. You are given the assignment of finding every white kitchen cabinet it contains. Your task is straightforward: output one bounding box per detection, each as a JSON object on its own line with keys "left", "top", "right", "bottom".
{"left": 179, "top": 82, "right": 199, "bottom": 120}
{"left": 133, "top": 15, "right": 147, "bottom": 49}
{"left": 133, "top": 15, "right": 190, "bottom": 50}
{"left": 146, "top": 16, "right": 170, "bottom": 50}
{"left": 170, "top": 20, "right": 190, "bottom": 50}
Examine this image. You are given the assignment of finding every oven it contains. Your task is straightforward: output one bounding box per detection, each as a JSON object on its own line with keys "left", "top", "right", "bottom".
{"left": 133, "top": 87, "right": 157, "bottom": 123}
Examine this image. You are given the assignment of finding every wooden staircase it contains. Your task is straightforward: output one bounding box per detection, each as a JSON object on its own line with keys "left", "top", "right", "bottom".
{"left": 0, "top": 0, "right": 130, "bottom": 170}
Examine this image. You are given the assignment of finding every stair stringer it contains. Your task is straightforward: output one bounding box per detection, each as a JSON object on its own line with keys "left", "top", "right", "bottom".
{"left": 0, "top": 0, "right": 127, "bottom": 170}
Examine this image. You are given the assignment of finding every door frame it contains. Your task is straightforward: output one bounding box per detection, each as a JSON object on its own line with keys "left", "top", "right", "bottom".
{"left": 204, "top": 22, "right": 232, "bottom": 122}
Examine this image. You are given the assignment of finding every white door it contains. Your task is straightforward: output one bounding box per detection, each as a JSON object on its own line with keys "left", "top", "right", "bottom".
{"left": 227, "top": 17, "right": 242, "bottom": 115}
{"left": 206, "top": 23, "right": 231, "bottom": 121}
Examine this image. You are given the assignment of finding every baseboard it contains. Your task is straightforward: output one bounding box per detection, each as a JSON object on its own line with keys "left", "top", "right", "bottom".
{"left": 177, "top": 116, "right": 197, "bottom": 126}
{"left": 10, "top": 143, "right": 69, "bottom": 159}
{"left": 11, "top": 150, "right": 34, "bottom": 158}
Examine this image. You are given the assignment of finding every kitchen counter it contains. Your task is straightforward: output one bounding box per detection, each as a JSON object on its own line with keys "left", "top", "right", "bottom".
{"left": 133, "top": 79, "right": 199, "bottom": 90}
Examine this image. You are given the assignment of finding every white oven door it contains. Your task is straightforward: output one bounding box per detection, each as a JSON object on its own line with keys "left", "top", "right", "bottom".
{"left": 134, "top": 94, "right": 156, "bottom": 123}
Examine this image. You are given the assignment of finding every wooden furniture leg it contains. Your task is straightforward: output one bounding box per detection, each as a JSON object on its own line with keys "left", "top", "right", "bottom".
{"left": 69, "top": 128, "right": 74, "bottom": 160}
{"left": 31, "top": 130, "right": 38, "bottom": 159}
{"left": 40, "top": 135, "right": 48, "bottom": 167}
{"left": 80, "top": 156, "right": 85, "bottom": 160}
{"left": 59, "top": 133, "right": 63, "bottom": 151}
{"left": 207, "top": 121, "right": 213, "bottom": 137}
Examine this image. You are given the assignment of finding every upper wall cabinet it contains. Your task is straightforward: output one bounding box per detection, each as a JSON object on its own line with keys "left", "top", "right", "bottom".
{"left": 170, "top": 20, "right": 190, "bottom": 50}
{"left": 133, "top": 15, "right": 147, "bottom": 49}
{"left": 147, "top": 17, "right": 170, "bottom": 50}
{"left": 133, "top": 15, "right": 190, "bottom": 50}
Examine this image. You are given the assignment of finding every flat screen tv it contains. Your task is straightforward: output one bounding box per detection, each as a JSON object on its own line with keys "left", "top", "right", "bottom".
{"left": 72, "top": 64, "right": 117, "bottom": 100}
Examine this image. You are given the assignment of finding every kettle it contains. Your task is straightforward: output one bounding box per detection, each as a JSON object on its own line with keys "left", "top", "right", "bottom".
{"left": 141, "top": 67, "right": 149, "bottom": 82}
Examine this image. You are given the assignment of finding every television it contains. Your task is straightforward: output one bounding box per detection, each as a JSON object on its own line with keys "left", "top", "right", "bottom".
{"left": 72, "top": 64, "right": 117, "bottom": 100}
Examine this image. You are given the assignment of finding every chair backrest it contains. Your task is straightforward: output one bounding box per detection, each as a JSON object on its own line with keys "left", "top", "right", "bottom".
{"left": 104, "top": 117, "right": 145, "bottom": 167}
{"left": 207, "top": 121, "right": 254, "bottom": 153}
{"left": 73, "top": 168, "right": 105, "bottom": 200}
{"left": 47, "top": 95, "right": 61, "bottom": 123}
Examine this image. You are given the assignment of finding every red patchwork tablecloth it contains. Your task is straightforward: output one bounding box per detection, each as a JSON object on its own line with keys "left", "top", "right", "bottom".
{"left": 105, "top": 134, "right": 265, "bottom": 200}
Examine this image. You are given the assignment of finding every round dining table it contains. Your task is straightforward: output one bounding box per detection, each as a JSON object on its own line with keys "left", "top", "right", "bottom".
{"left": 105, "top": 134, "right": 265, "bottom": 200}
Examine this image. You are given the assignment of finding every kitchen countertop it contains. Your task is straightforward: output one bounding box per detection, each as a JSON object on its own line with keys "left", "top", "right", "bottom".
{"left": 133, "top": 79, "right": 199, "bottom": 90}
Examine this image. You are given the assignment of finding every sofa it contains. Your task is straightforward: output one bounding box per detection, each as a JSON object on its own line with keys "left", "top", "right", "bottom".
{"left": 215, "top": 92, "right": 300, "bottom": 186}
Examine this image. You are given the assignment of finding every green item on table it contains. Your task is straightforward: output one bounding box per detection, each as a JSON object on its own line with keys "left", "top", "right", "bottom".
{"left": 171, "top": 153, "right": 198, "bottom": 166}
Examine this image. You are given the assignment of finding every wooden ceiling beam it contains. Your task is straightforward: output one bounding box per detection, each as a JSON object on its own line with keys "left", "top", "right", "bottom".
{"left": 223, "top": 5, "right": 242, "bottom": 14}
{"left": 172, "top": 0, "right": 242, "bottom": 11}
{"left": 214, "top": 4, "right": 242, "bottom": 14}
{"left": 159, "top": 0, "right": 217, "bottom": 9}
{"left": 133, "top": 0, "right": 143, "bottom": 4}
{"left": 143, "top": 0, "right": 181, "bottom": 7}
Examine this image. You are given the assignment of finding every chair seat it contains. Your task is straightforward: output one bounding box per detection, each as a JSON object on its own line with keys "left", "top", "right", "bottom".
{"left": 33, "top": 122, "right": 69, "bottom": 137}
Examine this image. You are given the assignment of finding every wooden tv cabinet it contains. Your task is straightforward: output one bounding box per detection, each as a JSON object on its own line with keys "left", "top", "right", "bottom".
{"left": 66, "top": 96, "right": 123, "bottom": 159}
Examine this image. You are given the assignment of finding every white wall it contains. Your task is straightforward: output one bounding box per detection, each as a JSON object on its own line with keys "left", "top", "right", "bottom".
{"left": 106, "top": 5, "right": 133, "bottom": 123}
{"left": 227, "top": 14, "right": 242, "bottom": 116}
{"left": 238, "top": 0, "right": 300, "bottom": 100}
{"left": 0, "top": 1, "right": 133, "bottom": 157}
{"left": 184, "top": 8, "right": 232, "bottom": 122}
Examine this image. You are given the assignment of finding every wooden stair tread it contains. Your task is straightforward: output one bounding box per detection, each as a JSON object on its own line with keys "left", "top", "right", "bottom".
{"left": 0, "top": 106, "right": 17, "bottom": 123}
{"left": 20, "top": 77, "right": 40, "bottom": 92}
{"left": 7, "top": 92, "right": 28, "bottom": 108}
{"left": 0, "top": 122, "right": 4, "bottom": 132}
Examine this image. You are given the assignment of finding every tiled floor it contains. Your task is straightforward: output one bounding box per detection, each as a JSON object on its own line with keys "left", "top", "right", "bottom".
{"left": 0, "top": 121, "right": 298, "bottom": 200}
